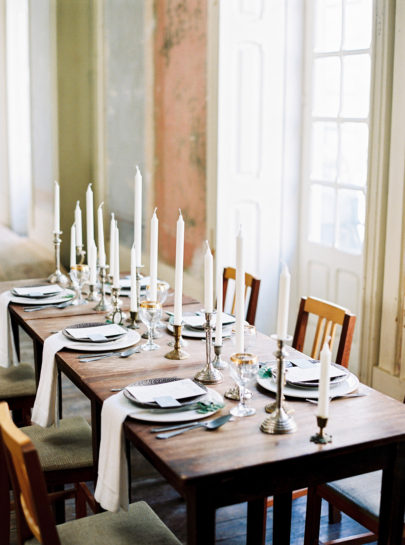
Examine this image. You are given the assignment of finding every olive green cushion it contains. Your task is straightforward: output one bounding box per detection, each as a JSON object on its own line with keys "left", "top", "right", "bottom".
{"left": 25, "top": 501, "right": 181, "bottom": 545}
{"left": 22, "top": 417, "right": 93, "bottom": 471}
{"left": 327, "top": 471, "right": 381, "bottom": 519}
{"left": 0, "top": 363, "right": 36, "bottom": 398}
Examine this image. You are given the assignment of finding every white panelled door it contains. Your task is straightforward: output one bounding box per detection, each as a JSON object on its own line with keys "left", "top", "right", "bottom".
{"left": 299, "top": 0, "right": 374, "bottom": 373}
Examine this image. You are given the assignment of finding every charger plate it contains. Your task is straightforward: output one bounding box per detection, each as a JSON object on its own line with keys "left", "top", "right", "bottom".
{"left": 64, "top": 330, "right": 140, "bottom": 352}
{"left": 10, "top": 289, "right": 75, "bottom": 305}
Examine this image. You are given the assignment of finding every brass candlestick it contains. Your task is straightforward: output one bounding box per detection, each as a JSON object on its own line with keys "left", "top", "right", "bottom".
{"left": 106, "top": 286, "right": 127, "bottom": 325}
{"left": 165, "top": 324, "right": 190, "bottom": 360}
{"left": 194, "top": 312, "right": 223, "bottom": 384}
{"left": 212, "top": 344, "right": 228, "bottom": 370}
{"left": 261, "top": 337, "right": 297, "bottom": 434}
{"left": 127, "top": 310, "right": 140, "bottom": 329}
{"left": 94, "top": 265, "right": 111, "bottom": 311}
{"left": 48, "top": 231, "right": 69, "bottom": 287}
{"left": 310, "top": 416, "right": 332, "bottom": 444}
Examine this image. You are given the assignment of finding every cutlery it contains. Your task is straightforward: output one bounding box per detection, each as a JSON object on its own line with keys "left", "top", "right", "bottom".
{"left": 78, "top": 347, "right": 140, "bottom": 362}
{"left": 155, "top": 413, "right": 233, "bottom": 439}
{"left": 24, "top": 300, "right": 74, "bottom": 312}
{"left": 306, "top": 393, "right": 366, "bottom": 404}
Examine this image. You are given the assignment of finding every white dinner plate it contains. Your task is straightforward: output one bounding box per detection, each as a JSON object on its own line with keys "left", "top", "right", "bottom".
{"left": 257, "top": 370, "right": 360, "bottom": 399}
{"left": 64, "top": 329, "right": 140, "bottom": 352}
{"left": 128, "top": 388, "right": 224, "bottom": 423}
{"left": 10, "top": 289, "right": 75, "bottom": 305}
{"left": 167, "top": 322, "right": 232, "bottom": 340}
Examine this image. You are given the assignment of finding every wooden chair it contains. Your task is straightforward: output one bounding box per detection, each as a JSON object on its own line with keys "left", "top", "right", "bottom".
{"left": 0, "top": 401, "right": 181, "bottom": 545}
{"left": 0, "top": 363, "right": 36, "bottom": 425}
{"left": 223, "top": 267, "right": 261, "bottom": 325}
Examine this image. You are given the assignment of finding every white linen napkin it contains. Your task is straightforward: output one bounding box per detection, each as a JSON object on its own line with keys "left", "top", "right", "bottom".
{"left": 31, "top": 332, "right": 67, "bottom": 427}
{"left": 0, "top": 291, "right": 16, "bottom": 368}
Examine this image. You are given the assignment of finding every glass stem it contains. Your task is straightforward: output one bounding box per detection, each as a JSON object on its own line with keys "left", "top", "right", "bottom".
{"left": 239, "top": 385, "right": 246, "bottom": 410}
{"left": 148, "top": 325, "right": 153, "bottom": 347}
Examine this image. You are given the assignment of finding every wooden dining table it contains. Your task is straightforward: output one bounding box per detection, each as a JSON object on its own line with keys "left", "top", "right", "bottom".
{"left": 4, "top": 281, "right": 405, "bottom": 545}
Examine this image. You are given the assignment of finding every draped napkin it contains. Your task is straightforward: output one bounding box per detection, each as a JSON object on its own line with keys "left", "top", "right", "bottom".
{"left": 95, "top": 388, "right": 223, "bottom": 513}
{"left": 0, "top": 291, "right": 16, "bottom": 368}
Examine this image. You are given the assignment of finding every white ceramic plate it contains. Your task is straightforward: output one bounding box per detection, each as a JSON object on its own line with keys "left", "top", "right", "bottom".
{"left": 127, "top": 388, "right": 224, "bottom": 423}
{"left": 257, "top": 371, "right": 360, "bottom": 399}
{"left": 167, "top": 322, "right": 232, "bottom": 340}
{"left": 10, "top": 289, "right": 75, "bottom": 305}
{"left": 65, "top": 330, "right": 140, "bottom": 352}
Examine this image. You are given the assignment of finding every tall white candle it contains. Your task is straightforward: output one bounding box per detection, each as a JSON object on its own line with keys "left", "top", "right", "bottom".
{"left": 109, "top": 213, "right": 115, "bottom": 270}
{"left": 276, "top": 263, "right": 291, "bottom": 340}
{"left": 113, "top": 225, "right": 120, "bottom": 289}
{"left": 89, "top": 239, "right": 97, "bottom": 285}
{"left": 97, "top": 203, "right": 106, "bottom": 267}
{"left": 235, "top": 227, "right": 245, "bottom": 353}
{"left": 134, "top": 165, "right": 142, "bottom": 266}
{"left": 149, "top": 208, "right": 158, "bottom": 301}
{"left": 318, "top": 342, "right": 331, "bottom": 418}
{"left": 173, "top": 210, "right": 184, "bottom": 326}
{"left": 204, "top": 241, "right": 213, "bottom": 313}
{"left": 215, "top": 241, "right": 223, "bottom": 346}
{"left": 70, "top": 224, "right": 76, "bottom": 269}
{"left": 53, "top": 181, "right": 60, "bottom": 233}
{"left": 130, "top": 243, "right": 137, "bottom": 312}
{"left": 74, "top": 201, "right": 82, "bottom": 247}
{"left": 86, "top": 183, "right": 94, "bottom": 253}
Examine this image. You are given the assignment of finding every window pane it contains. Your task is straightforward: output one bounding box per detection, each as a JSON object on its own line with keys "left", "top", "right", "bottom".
{"left": 339, "top": 123, "right": 368, "bottom": 186}
{"left": 344, "top": 0, "right": 373, "bottom": 50}
{"left": 341, "top": 54, "right": 370, "bottom": 117}
{"left": 313, "top": 57, "right": 341, "bottom": 117}
{"left": 311, "top": 122, "right": 338, "bottom": 181}
{"left": 309, "top": 185, "right": 335, "bottom": 246}
{"left": 314, "top": 0, "right": 342, "bottom": 52}
{"left": 336, "top": 189, "right": 365, "bottom": 253}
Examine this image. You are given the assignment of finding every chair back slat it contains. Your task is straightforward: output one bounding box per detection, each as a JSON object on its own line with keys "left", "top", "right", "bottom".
{"left": 223, "top": 267, "right": 261, "bottom": 326}
{"left": 311, "top": 316, "right": 324, "bottom": 359}
{"left": 0, "top": 402, "right": 61, "bottom": 545}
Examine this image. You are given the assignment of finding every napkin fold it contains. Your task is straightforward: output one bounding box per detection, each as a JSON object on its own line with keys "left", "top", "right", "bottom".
{"left": 0, "top": 291, "right": 16, "bottom": 368}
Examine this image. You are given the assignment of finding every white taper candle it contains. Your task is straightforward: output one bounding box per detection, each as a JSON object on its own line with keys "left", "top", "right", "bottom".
{"left": 89, "top": 239, "right": 97, "bottom": 285}
{"left": 235, "top": 227, "right": 245, "bottom": 353}
{"left": 86, "top": 183, "right": 94, "bottom": 253}
{"left": 109, "top": 213, "right": 115, "bottom": 271}
{"left": 54, "top": 181, "right": 60, "bottom": 233}
{"left": 70, "top": 224, "right": 76, "bottom": 269}
{"left": 74, "top": 201, "right": 82, "bottom": 247}
{"left": 97, "top": 203, "right": 106, "bottom": 267}
{"left": 173, "top": 210, "right": 184, "bottom": 326}
{"left": 276, "top": 263, "right": 291, "bottom": 340}
{"left": 149, "top": 208, "right": 158, "bottom": 301}
{"left": 204, "top": 241, "right": 213, "bottom": 313}
{"left": 318, "top": 342, "right": 331, "bottom": 418}
{"left": 134, "top": 165, "right": 142, "bottom": 267}
{"left": 215, "top": 240, "right": 223, "bottom": 346}
{"left": 130, "top": 243, "right": 137, "bottom": 312}
{"left": 113, "top": 225, "right": 120, "bottom": 289}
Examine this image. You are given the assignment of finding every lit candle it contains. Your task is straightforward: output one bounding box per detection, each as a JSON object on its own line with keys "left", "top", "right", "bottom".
{"left": 134, "top": 165, "right": 142, "bottom": 267}
{"left": 276, "top": 263, "right": 291, "bottom": 340}
{"left": 318, "top": 342, "right": 331, "bottom": 418}
{"left": 53, "top": 181, "right": 60, "bottom": 233}
{"left": 130, "top": 243, "right": 137, "bottom": 312}
{"left": 149, "top": 208, "right": 158, "bottom": 301}
{"left": 86, "top": 183, "right": 94, "bottom": 253}
{"left": 235, "top": 227, "right": 245, "bottom": 353}
{"left": 173, "top": 210, "right": 184, "bottom": 326}
{"left": 109, "top": 213, "right": 115, "bottom": 271}
{"left": 70, "top": 223, "right": 76, "bottom": 269}
{"left": 89, "top": 239, "right": 97, "bottom": 285}
{"left": 97, "top": 203, "right": 106, "bottom": 267}
{"left": 113, "top": 224, "right": 120, "bottom": 289}
{"left": 204, "top": 241, "right": 213, "bottom": 313}
{"left": 74, "top": 201, "right": 82, "bottom": 247}
{"left": 215, "top": 241, "right": 223, "bottom": 346}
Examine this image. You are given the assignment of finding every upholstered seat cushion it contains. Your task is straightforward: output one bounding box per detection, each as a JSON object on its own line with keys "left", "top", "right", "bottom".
{"left": 25, "top": 500, "right": 181, "bottom": 545}
{"left": 22, "top": 416, "right": 93, "bottom": 471}
{"left": 327, "top": 471, "right": 382, "bottom": 519}
{"left": 0, "top": 363, "right": 36, "bottom": 398}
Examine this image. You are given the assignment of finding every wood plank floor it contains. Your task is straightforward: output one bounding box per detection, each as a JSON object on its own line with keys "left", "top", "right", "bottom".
{"left": 8, "top": 330, "right": 376, "bottom": 544}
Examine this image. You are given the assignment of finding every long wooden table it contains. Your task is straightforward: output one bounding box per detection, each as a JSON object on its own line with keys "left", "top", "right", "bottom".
{"left": 5, "top": 285, "right": 405, "bottom": 545}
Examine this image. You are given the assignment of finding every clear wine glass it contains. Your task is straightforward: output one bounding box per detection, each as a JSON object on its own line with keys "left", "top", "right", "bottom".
{"left": 146, "top": 281, "right": 170, "bottom": 330}
{"left": 139, "top": 300, "right": 162, "bottom": 351}
{"left": 228, "top": 353, "right": 259, "bottom": 417}
{"left": 69, "top": 264, "right": 89, "bottom": 306}
{"left": 225, "top": 324, "right": 257, "bottom": 400}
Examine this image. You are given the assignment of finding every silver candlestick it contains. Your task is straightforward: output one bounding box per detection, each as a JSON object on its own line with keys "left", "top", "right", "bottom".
{"left": 212, "top": 344, "right": 228, "bottom": 370}
{"left": 106, "top": 287, "right": 127, "bottom": 324}
{"left": 48, "top": 231, "right": 69, "bottom": 287}
{"left": 135, "top": 266, "right": 143, "bottom": 323}
{"left": 76, "top": 245, "right": 86, "bottom": 265}
{"left": 194, "top": 311, "right": 223, "bottom": 384}
{"left": 86, "top": 283, "right": 99, "bottom": 302}
{"left": 126, "top": 310, "right": 140, "bottom": 329}
{"left": 261, "top": 336, "right": 297, "bottom": 434}
{"left": 94, "top": 265, "right": 111, "bottom": 311}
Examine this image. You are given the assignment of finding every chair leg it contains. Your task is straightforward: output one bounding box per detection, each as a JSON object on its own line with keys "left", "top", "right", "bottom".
{"left": 328, "top": 502, "right": 342, "bottom": 523}
{"left": 49, "top": 484, "right": 66, "bottom": 523}
{"left": 304, "top": 486, "right": 322, "bottom": 545}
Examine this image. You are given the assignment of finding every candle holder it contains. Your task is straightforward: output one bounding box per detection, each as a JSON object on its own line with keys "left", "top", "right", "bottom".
{"left": 224, "top": 384, "right": 252, "bottom": 401}
{"left": 126, "top": 310, "right": 140, "bottom": 329}
{"left": 310, "top": 416, "right": 332, "bottom": 444}
{"left": 106, "top": 287, "right": 127, "bottom": 325}
{"left": 135, "top": 266, "right": 143, "bottom": 323}
{"left": 94, "top": 265, "right": 112, "bottom": 311}
{"left": 194, "top": 311, "right": 223, "bottom": 384}
{"left": 48, "top": 231, "right": 69, "bottom": 287}
{"left": 86, "top": 283, "right": 99, "bottom": 302}
{"left": 212, "top": 344, "right": 228, "bottom": 370}
{"left": 165, "top": 324, "right": 190, "bottom": 360}
{"left": 260, "top": 336, "right": 297, "bottom": 434}
{"left": 76, "top": 244, "right": 86, "bottom": 265}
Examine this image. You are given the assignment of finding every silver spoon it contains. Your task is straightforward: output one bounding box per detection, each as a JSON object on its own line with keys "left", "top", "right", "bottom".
{"left": 79, "top": 347, "right": 140, "bottom": 362}
{"left": 24, "top": 300, "right": 74, "bottom": 312}
{"left": 155, "top": 413, "right": 233, "bottom": 439}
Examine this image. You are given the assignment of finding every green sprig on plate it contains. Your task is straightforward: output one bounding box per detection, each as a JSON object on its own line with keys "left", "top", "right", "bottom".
{"left": 196, "top": 401, "right": 225, "bottom": 414}
{"left": 258, "top": 366, "right": 273, "bottom": 379}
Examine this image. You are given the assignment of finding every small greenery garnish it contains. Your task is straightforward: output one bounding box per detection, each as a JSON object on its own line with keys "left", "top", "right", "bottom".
{"left": 258, "top": 366, "right": 273, "bottom": 379}
{"left": 196, "top": 401, "right": 225, "bottom": 414}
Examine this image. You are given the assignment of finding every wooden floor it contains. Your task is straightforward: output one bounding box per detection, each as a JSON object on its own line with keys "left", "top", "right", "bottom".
{"left": 8, "top": 330, "right": 376, "bottom": 544}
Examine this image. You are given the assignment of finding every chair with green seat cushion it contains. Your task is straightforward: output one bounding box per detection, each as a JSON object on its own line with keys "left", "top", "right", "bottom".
{"left": 0, "top": 363, "right": 36, "bottom": 425}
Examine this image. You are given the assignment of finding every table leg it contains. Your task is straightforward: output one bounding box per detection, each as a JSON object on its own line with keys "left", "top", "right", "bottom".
{"left": 304, "top": 486, "right": 322, "bottom": 545}
{"left": 91, "top": 399, "right": 101, "bottom": 468}
{"left": 10, "top": 317, "right": 20, "bottom": 362}
{"left": 273, "top": 491, "right": 292, "bottom": 545}
{"left": 57, "top": 370, "right": 63, "bottom": 419}
{"left": 247, "top": 498, "right": 267, "bottom": 545}
{"left": 33, "top": 339, "right": 43, "bottom": 386}
{"left": 186, "top": 489, "right": 216, "bottom": 545}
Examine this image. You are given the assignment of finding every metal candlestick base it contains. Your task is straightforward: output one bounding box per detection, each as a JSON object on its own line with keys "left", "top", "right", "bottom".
{"left": 127, "top": 311, "right": 140, "bottom": 329}
{"left": 265, "top": 400, "right": 294, "bottom": 415}
{"left": 194, "top": 311, "right": 223, "bottom": 384}
{"left": 135, "top": 267, "right": 143, "bottom": 323}
{"left": 48, "top": 231, "right": 69, "bottom": 287}
{"left": 224, "top": 384, "right": 252, "bottom": 401}
{"left": 86, "top": 283, "right": 99, "bottom": 302}
{"left": 261, "top": 336, "right": 297, "bottom": 435}
{"left": 94, "top": 265, "right": 112, "bottom": 311}
{"left": 310, "top": 416, "right": 332, "bottom": 444}
{"left": 212, "top": 344, "right": 228, "bottom": 370}
{"left": 106, "top": 287, "right": 127, "bottom": 325}
{"left": 165, "top": 324, "right": 190, "bottom": 360}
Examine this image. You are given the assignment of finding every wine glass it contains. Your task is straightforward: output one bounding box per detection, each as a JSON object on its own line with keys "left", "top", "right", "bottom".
{"left": 228, "top": 353, "right": 259, "bottom": 417}
{"left": 225, "top": 324, "right": 257, "bottom": 400}
{"left": 69, "top": 264, "right": 89, "bottom": 306}
{"left": 146, "top": 281, "right": 170, "bottom": 330}
{"left": 139, "top": 301, "right": 162, "bottom": 351}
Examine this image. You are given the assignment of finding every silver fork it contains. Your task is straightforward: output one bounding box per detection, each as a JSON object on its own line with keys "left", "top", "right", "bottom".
{"left": 78, "top": 347, "right": 140, "bottom": 362}
{"left": 24, "top": 300, "right": 74, "bottom": 312}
